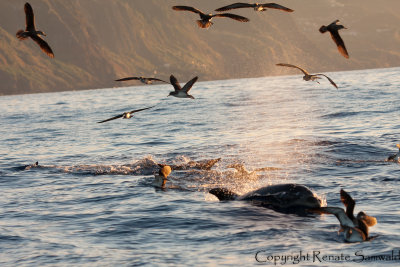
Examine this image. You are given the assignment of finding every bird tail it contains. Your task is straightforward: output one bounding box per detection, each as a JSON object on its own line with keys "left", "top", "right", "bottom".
{"left": 319, "top": 25, "right": 328, "bottom": 33}
{"left": 16, "top": 30, "right": 28, "bottom": 40}
{"left": 197, "top": 20, "right": 213, "bottom": 28}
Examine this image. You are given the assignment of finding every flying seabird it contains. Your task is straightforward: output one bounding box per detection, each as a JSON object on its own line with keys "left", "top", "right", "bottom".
{"left": 310, "top": 189, "right": 377, "bottom": 242}
{"left": 215, "top": 2, "right": 293, "bottom": 12}
{"left": 387, "top": 144, "right": 400, "bottom": 162}
{"left": 172, "top": 6, "right": 249, "bottom": 28}
{"left": 16, "top": 2, "right": 54, "bottom": 58}
{"left": 115, "top": 76, "right": 169, "bottom": 85}
{"left": 276, "top": 63, "right": 338, "bottom": 89}
{"left": 168, "top": 75, "right": 198, "bottom": 99}
{"left": 319, "top": 20, "right": 349, "bottom": 59}
{"left": 97, "top": 106, "right": 154, "bottom": 124}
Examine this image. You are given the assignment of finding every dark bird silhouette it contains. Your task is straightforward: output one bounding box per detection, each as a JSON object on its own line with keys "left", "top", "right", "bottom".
{"left": 115, "top": 76, "right": 169, "bottom": 85}
{"left": 172, "top": 6, "right": 249, "bottom": 28}
{"left": 276, "top": 63, "right": 338, "bottom": 89}
{"left": 97, "top": 106, "right": 154, "bottom": 124}
{"left": 215, "top": 2, "right": 293, "bottom": 12}
{"left": 168, "top": 75, "right": 198, "bottom": 99}
{"left": 16, "top": 2, "right": 54, "bottom": 58}
{"left": 319, "top": 20, "right": 349, "bottom": 59}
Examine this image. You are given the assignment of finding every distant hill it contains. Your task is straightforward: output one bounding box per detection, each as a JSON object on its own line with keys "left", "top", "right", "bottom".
{"left": 1, "top": 0, "right": 400, "bottom": 95}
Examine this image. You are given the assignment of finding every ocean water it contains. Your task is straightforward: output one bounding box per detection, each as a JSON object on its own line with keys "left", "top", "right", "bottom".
{"left": 1, "top": 67, "right": 400, "bottom": 266}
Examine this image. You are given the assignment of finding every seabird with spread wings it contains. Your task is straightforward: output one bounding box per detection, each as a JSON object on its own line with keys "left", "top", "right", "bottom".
{"left": 16, "top": 2, "right": 54, "bottom": 58}
{"left": 319, "top": 20, "right": 349, "bottom": 59}
{"left": 172, "top": 5, "right": 249, "bottom": 28}
{"left": 215, "top": 2, "right": 293, "bottom": 12}
{"left": 276, "top": 63, "right": 338, "bottom": 89}
{"left": 115, "top": 76, "right": 169, "bottom": 85}
{"left": 168, "top": 75, "right": 198, "bottom": 99}
{"left": 97, "top": 106, "right": 154, "bottom": 124}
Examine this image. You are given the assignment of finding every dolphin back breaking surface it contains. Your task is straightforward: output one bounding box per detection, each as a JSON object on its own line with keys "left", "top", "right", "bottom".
{"left": 210, "top": 183, "right": 322, "bottom": 214}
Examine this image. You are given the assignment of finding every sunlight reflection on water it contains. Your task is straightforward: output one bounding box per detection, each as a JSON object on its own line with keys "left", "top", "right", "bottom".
{"left": 1, "top": 67, "right": 400, "bottom": 266}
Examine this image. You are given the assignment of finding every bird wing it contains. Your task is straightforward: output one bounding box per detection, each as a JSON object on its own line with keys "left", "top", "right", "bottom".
{"left": 97, "top": 113, "right": 124, "bottom": 123}
{"left": 340, "top": 189, "right": 355, "bottom": 209}
{"left": 172, "top": 6, "right": 204, "bottom": 15}
{"left": 329, "top": 31, "right": 349, "bottom": 58}
{"left": 182, "top": 76, "right": 198, "bottom": 93}
{"left": 127, "top": 106, "right": 155, "bottom": 114}
{"left": 312, "top": 207, "right": 355, "bottom": 228}
{"left": 24, "top": 3, "right": 35, "bottom": 31}
{"left": 315, "top": 74, "right": 338, "bottom": 89}
{"left": 213, "top": 13, "right": 250, "bottom": 22}
{"left": 115, "top": 77, "right": 140, "bottom": 82}
{"left": 215, "top": 3, "right": 254, "bottom": 12}
{"left": 262, "top": 3, "right": 294, "bottom": 12}
{"left": 30, "top": 35, "right": 54, "bottom": 58}
{"left": 170, "top": 75, "right": 182, "bottom": 92}
{"left": 276, "top": 63, "right": 309, "bottom": 75}
{"left": 340, "top": 189, "right": 356, "bottom": 220}
{"left": 148, "top": 78, "right": 169, "bottom": 84}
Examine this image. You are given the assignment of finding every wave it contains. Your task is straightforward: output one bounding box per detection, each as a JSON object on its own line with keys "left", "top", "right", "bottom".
{"left": 0, "top": 233, "right": 25, "bottom": 243}
{"left": 11, "top": 156, "right": 286, "bottom": 194}
{"left": 320, "top": 111, "right": 359, "bottom": 119}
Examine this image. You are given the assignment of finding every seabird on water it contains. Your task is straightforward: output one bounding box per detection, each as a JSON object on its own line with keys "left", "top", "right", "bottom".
{"left": 310, "top": 189, "right": 377, "bottom": 242}
{"left": 172, "top": 5, "right": 249, "bottom": 28}
{"left": 115, "top": 76, "right": 169, "bottom": 85}
{"left": 16, "top": 2, "right": 54, "bottom": 58}
{"left": 215, "top": 2, "right": 293, "bottom": 12}
{"left": 97, "top": 106, "right": 154, "bottom": 124}
{"left": 276, "top": 63, "right": 338, "bottom": 89}
{"left": 319, "top": 20, "right": 349, "bottom": 59}
{"left": 168, "top": 75, "right": 198, "bottom": 99}
{"left": 153, "top": 165, "right": 172, "bottom": 189}
{"left": 340, "top": 189, "right": 377, "bottom": 231}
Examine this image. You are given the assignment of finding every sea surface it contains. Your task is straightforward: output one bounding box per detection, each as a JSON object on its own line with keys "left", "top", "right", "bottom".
{"left": 1, "top": 67, "right": 400, "bottom": 266}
